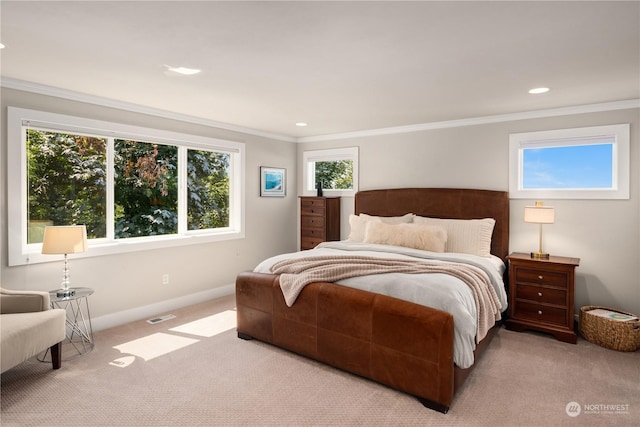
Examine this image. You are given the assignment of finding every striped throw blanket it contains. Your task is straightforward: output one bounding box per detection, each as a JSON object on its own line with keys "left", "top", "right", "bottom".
{"left": 271, "top": 255, "right": 502, "bottom": 342}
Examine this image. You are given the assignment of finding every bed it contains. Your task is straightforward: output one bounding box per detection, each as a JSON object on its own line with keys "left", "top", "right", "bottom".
{"left": 236, "top": 188, "right": 509, "bottom": 413}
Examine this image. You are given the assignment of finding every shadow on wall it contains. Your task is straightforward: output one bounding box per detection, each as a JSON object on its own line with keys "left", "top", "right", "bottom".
{"left": 574, "top": 273, "right": 630, "bottom": 318}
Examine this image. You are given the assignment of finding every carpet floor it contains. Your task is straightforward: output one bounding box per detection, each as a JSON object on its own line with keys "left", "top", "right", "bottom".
{"left": 1, "top": 294, "right": 638, "bottom": 426}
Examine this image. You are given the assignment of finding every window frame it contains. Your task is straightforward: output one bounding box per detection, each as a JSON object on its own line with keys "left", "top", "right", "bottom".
{"left": 302, "top": 147, "right": 359, "bottom": 197}
{"left": 8, "top": 107, "right": 245, "bottom": 266}
{"left": 509, "top": 124, "right": 630, "bottom": 199}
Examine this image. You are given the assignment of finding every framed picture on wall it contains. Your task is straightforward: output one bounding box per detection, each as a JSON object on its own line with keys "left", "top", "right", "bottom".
{"left": 260, "top": 166, "right": 286, "bottom": 197}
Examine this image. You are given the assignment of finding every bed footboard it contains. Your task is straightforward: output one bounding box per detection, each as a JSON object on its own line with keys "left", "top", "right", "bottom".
{"left": 236, "top": 271, "right": 456, "bottom": 412}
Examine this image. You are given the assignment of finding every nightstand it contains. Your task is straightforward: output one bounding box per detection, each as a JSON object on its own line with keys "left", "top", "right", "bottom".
{"left": 505, "top": 252, "right": 580, "bottom": 343}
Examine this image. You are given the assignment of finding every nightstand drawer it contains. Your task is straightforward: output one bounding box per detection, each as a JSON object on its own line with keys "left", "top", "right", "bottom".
{"left": 513, "top": 301, "right": 568, "bottom": 326}
{"left": 515, "top": 268, "right": 568, "bottom": 288}
{"left": 516, "top": 284, "right": 566, "bottom": 306}
{"left": 301, "top": 216, "right": 325, "bottom": 229}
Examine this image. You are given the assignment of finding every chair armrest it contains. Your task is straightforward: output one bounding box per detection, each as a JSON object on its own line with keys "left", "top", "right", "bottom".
{"left": 0, "top": 288, "right": 51, "bottom": 314}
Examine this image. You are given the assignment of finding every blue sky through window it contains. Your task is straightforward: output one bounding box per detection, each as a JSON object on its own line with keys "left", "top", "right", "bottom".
{"left": 523, "top": 144, "right": 613, "bottom": 189}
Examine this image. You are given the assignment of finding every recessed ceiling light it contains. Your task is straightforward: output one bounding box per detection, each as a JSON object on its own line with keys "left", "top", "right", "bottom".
{"left": 529, "top": 87, "right": 550, "bottom": 94}
{"left": 0, "top": 43, "right": 5, "bottom": 49}
{"left": 295, "top": 122, "right": 308, "bottom": 127}
{"left": 163, "top": 65, "right": 201, "bottom": 76}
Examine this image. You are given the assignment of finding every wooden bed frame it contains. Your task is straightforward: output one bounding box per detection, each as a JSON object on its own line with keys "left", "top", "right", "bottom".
{"left": 236, "top": 188, "right": 509, "bottom": 413}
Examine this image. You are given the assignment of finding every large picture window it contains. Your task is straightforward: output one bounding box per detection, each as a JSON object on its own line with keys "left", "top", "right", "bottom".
{"left": 9, "top": 107, "right": 244, "bottom": 266}
{"left": 509, "top": 124, "right": 629, "bottom": 199}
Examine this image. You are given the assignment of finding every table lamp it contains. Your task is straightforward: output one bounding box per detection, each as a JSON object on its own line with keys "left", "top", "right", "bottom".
{"left": 42, "top": 225, "right": 87, "bottom": 297}
{"left": 524, "top": 201, "right": 555, "bottom": 259}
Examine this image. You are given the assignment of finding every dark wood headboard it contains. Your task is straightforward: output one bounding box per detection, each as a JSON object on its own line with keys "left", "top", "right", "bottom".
{"left": 354, "top": 188, "right": 509, "bottom": 260}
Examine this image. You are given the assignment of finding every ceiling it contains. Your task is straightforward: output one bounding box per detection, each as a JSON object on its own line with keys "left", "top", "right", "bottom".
{"left": 1, "top": 1, "right": 639, "bottom": 141}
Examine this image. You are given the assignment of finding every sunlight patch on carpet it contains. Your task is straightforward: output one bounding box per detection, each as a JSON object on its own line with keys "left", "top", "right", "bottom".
{"left": 168, "top": 310, "right": 237, "bottom": 337}
{"left": 113, "top": 332, "right": 199, "bottom": 361}
{"left": 109, "top": 356, "right": 136, "bottom": 368}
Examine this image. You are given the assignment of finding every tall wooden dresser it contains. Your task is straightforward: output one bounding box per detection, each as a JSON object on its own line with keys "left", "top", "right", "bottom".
{"left": 299, "top": 197, "right": 340, "bottom": 250}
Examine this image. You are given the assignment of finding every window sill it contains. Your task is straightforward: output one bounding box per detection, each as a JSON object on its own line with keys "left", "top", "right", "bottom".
{"left": 10, "top": 230, "right": 245, "bottom": 266}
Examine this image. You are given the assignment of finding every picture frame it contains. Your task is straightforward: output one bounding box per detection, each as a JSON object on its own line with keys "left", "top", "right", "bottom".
{"left": 260, "top": 166, "right": 286, "bottom": 197}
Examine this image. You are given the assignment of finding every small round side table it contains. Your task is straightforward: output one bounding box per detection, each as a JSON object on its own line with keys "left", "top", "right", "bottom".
{"left": 40, "top": 287, "right": 95, "bottom": 361}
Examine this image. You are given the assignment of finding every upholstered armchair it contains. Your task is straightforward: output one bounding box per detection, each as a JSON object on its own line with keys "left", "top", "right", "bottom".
{"left": 0, "top": 288, "right": 66, "bottom": 373}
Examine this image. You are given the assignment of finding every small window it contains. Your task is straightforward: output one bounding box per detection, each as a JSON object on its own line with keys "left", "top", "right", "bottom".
{"left": 303, "top": 147, "right": 359, "bottom": 197}
{"left": 509, "top": 124, "right": 629, "bottom": 199}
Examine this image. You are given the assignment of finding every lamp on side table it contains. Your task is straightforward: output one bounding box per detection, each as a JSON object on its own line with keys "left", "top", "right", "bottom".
{"left": 42, "top": 225, "right": 87, "bottom": 297}
{"left": 524, "top": 201, "right": 555, "bottom": 259}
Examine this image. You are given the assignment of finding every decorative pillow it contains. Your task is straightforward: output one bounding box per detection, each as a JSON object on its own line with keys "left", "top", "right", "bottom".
{"left": 347, "top": 213, "right": 414, "bottom": 242}
{"left": 363, "top": 221, "right": 447, "bottom": 253}
{"left": 347, "top": 214, "right": 380, "bottom": 242}
{"left": 360, "top": 213, "right": 415, "bottom": 224}
{"left": 413, "top": 216, "right": 495, "bottom": 257}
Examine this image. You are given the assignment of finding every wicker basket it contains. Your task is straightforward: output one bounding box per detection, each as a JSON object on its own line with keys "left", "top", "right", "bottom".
{"left": 579, "top": 306, "right": 640, "bottom": 352}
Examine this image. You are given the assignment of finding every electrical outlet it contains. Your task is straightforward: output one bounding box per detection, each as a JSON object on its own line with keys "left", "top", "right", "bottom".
{"left": 162, "top": 274, "right": 169, "bottom": 285}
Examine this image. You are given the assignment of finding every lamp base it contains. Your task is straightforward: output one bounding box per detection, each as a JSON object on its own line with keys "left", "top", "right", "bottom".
{"left": 56, "top": 288, "right": 76, "bottom": 298}
{"left": 530, "top": 251, "right": 550, "bottom": 260}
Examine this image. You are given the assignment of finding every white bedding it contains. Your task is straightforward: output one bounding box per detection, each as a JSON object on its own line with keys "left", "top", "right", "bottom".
{"left": 253, "top": 241, "right": 508, "bottom": 369}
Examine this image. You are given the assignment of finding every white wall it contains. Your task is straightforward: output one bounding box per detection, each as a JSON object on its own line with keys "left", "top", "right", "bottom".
{"left": 1, "top": 88, "right": 298, "bottom": 329}
{"left": 3, "top": 88, "right": 638, "bottom": 326}
{"left": 297, "top": 108, "right": 640, "bottom": 316}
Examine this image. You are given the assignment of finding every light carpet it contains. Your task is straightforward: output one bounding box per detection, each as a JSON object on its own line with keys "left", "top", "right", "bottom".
{"left": 1, "top": 294, "right": 638, "bottom": 426}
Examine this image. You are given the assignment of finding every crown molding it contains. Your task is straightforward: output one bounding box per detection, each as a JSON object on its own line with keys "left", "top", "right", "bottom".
{"left": 297, "top": 99, "right": 640, "bottom": 143}
{"left": 3, "top": 77, "right": 637, "bottom": 144}
{"left": 0, "top": 77, "right": 297, "bottom": 143}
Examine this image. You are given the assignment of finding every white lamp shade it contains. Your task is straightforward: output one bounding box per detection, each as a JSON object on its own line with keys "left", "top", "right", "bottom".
{"left": 41, "top": 225, "right": 88, "bottom": 254}
{"left": 524, "top": 206, "right": 555, "bottom": 224}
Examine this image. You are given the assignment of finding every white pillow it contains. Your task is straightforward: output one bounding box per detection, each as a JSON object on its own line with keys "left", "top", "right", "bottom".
{"left": 347, "top": 213, "right": 414, "bottom": 242}
{"left": 347, "top": 214, "right": 380, "bottom": 242}
{"left": 413, "top": 216, "right": 495, "bottom": 257}
{"left": 363, "top": 221, "right": 447, "bottom": 253}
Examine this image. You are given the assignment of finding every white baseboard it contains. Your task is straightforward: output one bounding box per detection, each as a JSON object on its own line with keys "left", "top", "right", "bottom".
{"left": 91, "top": 284, "right": 235, "bottom": 332}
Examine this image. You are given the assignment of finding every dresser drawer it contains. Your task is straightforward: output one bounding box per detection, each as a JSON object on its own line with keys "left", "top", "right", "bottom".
{"left": 515, "top": 267, "right": 568, "bottom": 288}
{"left": 513, "top": 301, "right": 568, "bottom": 326}
{"left": 301, "top": 236, "right": 324, "bottom": 250}
{"left": 516, "top": 284, "right": 566, "bottom": 306}
{"left": 301, "top": 198, "right": 326, "bottom": 208}
{"left": 301, "top": 215, "right": 325, "bottom": 229}
{"left": 301, "top": 227, "right": 326, "bottom": 239}
{"left": 301, "top": 205, "right": 326, "bottom": 216}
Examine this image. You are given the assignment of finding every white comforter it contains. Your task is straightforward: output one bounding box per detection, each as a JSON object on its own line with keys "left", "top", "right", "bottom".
{"left": 253, "top": 241, "right": 508, "bottom": 368}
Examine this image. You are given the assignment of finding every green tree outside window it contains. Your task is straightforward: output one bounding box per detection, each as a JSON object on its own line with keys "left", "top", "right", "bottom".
{"left": 26, "top": 129, "right": 231, "bottom": 243}
{"left": 314, "top": 160, "right": 353, "bottom": 190}
{"left": 27, "top": 130, "right": 107, "bottom": 243}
